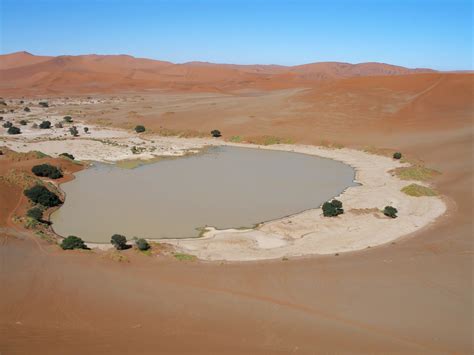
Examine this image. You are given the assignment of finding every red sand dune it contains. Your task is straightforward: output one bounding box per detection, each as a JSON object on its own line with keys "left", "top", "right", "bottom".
{"left": 0, "top": 52, "right": 437, "bottom": 95}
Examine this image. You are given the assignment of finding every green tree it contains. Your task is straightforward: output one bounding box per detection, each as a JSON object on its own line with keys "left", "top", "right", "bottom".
{"left": 111, "top": 234, "right": 128, "bottom": 250}
{"left": 61, "top": 236, "right": 88, "bottom": 250}
{"left": 24, "top": 185, "right": 62, "bottom": 207}
{"left": 393, "top": 152, "right": 402, "bottom": 160}
{"left": 31, "top": 164, "right": 63, "bottom": 179}
{"left": 39, "top": 120, "right": 51, "bottom": 129}
{"left": 135, "top": 125, "right": 146, "bottom": 133}
{"left": 27, "top": 207, "right": 43, "bottom": 221}
{"left": 322, "top": 199, "right": 344, "bottom": 217}
{"left": 383, "top": 206, "right": 398, "bottom": 218}
{"left": 136, "top": 238, "right": 150, "bottom": 251}
{"left": 7, "top": 126, "right": 21, "bottom": 135}
{"left": 211, "top": 129, "right": 221, "bottom": 137}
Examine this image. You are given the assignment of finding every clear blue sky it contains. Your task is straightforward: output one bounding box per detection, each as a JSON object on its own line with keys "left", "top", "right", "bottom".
{"left": 0, "top": 0, "right": 472, "bottom": 70}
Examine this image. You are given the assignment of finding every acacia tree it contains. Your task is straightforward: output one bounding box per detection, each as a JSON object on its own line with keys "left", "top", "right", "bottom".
{"left": 111, "top": 234, "right": 128, "bottom": 250}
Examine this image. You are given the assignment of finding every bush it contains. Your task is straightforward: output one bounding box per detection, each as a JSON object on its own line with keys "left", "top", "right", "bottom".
{"left": 7, "top": 126, "right": 21, "bottom": 135}
{"left": 393, "top": 152, "right": 402, "bottom": 160}
{"left": 39, "top": 101, "right": 49, "bottom": 108}
{"left": 136, "top": 238, "right": 150, "bottom": 251}
{"left": 383, "top": 206, "right": 398, "bottom": 218}
{"left": 3, "top": 121, "right": 12, "bottom": 128}
{"left": 32, "top": 164, "right": 63, "bottom": 179}
{"left": 211, "top": 129, "right": 221, "bottom": 138}
{"left": 111, "top": 234, "right": 128, "bottom": 250}
{"left": 19, "top": 119, "right": 28, "bottom": 125}
{"left": 32, "top": 123, "right": 38, "bottom": 129}
{"left": 27, "top": 207, "right": 43, "bottom": 221}
{"left": 61, "top": 236, "right": 88, "bottom": 250}
{"left": 63, "top": 116, "right": 73, "bottom": 123}
{"left": 55, "top": 122, "right": 63, "bottom": 128}
{"left": 59, "top": 152, "right": 75, "bottom": 160}
{"left": 135, "top": 125, "right": 146, "bottom": 133}
{"left": 24, "top": 107, "right": 31, "bottom": 112}
{"left": 39, "top": 120, "right": 51, "bottom": 129}
{"left": 322, "top": 199, "right": 344, "bottom": 217}
{"left": 24, "top": 185, "right": 62, "bottom": 207}
{"left": 69, "top": 126, "right": 79, "bottom": 137}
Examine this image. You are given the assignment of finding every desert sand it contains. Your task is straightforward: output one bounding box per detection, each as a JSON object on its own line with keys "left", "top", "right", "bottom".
{"left": 0, "top": 53, "right": 472, "bottom": 353}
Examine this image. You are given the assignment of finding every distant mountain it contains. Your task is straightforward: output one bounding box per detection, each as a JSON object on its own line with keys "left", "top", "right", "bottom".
{"left": 0, "top": 51, "right": 437, "bottom": 95}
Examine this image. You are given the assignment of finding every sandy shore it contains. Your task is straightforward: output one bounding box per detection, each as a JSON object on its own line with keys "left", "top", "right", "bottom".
{"left": 1, "top": 117, "right": 447, "bottom": 260}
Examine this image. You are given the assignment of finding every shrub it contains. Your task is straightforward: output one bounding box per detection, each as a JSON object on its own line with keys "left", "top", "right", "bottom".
{"left": 211, "top": 129, "right": 221, "bottom": 138}
{"left": 69, "top": 126, "right": 79, "bottom": 137}
{"left": 3, "top": 121, "right": 12, "bottom": 128}
{"left": 32, "top": 164, "right": 63, "bottom": 179}
{"left": 39, "top": 101, "right": 49, "bottom": 108}
{"left": 393, "top": 152, "right": 402, "bottom": 160}
{"left": 111, "top": 234, "right": 128, "bottom": 250}
{"left": 136, "top": 238, "right": 150, "bottom": 251}
{"left": 24, "top": 107, "right": 31, "bottom": 112}
{"left": 39, "top": 120, "right": 51, "bottom": 129}
{"left": 7, "top": 126, "right": 21, "bottom": 135}
{"left": 383, "top": 206, "right": 398, "bottom": 218}
{"left": 135, "top": 125, "right": 146, "bottom": 133}
{"left": 55, "top": 122, "right": 63, "bottom": 128}
{"left": 401, "top": 184, "right": 437, "bottom": 197}
{"left": 84, "top": 127, "right": 89, "bottom": 133}
{"left": 19, "top": 119, "right": 28, "bottom": 125}
{"left": 61, "top": 236, "right": 88, "bottom": 250}
{"left": 59, "top": 152, "right": 75, "bottom": 160}
{"left": 63, "top": 116, "right": 73, "bottom": 123}
{"left": 32, "top": 123, "right": 38, "bottom": 129}
{"left": 322, "top": 199, "right": 344, "bottom": 217}
{"left": 27, "top": 207, "right": 43, "bottom": 221}
{"left": 24, "top": 185, "right": 62, "bottom": 207}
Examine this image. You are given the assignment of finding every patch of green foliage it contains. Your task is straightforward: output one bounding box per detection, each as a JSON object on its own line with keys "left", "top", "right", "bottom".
{"left": 135, "top": 125, "right": 146, "bottom": 133}
{"left": 322, "top": 199, "right": 344, "bottom": 217}
{"left": 7, "top": 126, "right": 21, "bottom": 135}
{"left": 61, "top": 236, "right": 88, "bottom": 250}
{"left": 229, "top": 135, "right": 242, "bottom": 142}
{"left": 24, "top": 185, "right": 62, "bottom": 207}
{"left": 393, "top": 152, "right": 402, "bottom": 159}
{"left": 211, "top": 129, "right": 221, "bottom": 138}
{"left": 111, "top": 234, "right": 128, "bottom": 250}
{"left": 63, "top": 116, "right": 73, "bottom": 123}
{"left": 39, "top": 121, "right": 51, "bottom": 129}
{"left": 32, "top": 164, "right": 63, "bottom": 179}
{"left": 394, "top": 166, "right": 440, "bottom": 181}
{"left": 136, "top": 238, "right": 150, "bottom": 251}
{"left": 173, "top": 253, "right": 196, "bottom": 261}
{"left": 59, "top": 152, "right": 75, "bottom": 160}
{"left": 27, "top": 207, "right": 43, "bottom": 221}
{"left": 383, "top": 206, "right": 398, "bottom": 218}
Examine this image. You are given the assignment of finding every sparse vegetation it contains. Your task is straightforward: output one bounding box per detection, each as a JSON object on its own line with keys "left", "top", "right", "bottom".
{"left": 322, "top": 199, "right": 344, "bottom": 217}
{"left": 24, "top": 185, "right": 62, "bottom": 207}
{"left": 69, "top": 126, "right": 79, "bottom": 137}
{"left": 39, "top": 101, "right": 49, "bottom": 108}
{"left": 59, "top": 152, "right": 75, "bottom": 160}
{"left": 173, "top": 252, "right": 196, "bottom": 261}
{"left": 63, "top": 116, "right": 73, "bottom": 123}
{"left": 393, "top": 166, "right": 440, "bottom": 181}
{"left": 229, "top": 135, "right": 242, "bottom": 142}
{"left": 39, "top": 120, "right": 51, "bottom": 129}
{"left": 211, "top": 129, "right": 221, "bottom": 138}
{"left": 7, "top": 126, "right": 21, "bottom": 135}
{"left": 24, "top": 107, "right": 30, "bottom": 112}
{"left": 111, "top": 234, "right": 128, "bottom": 250}
{"left": 84, "top": 127, "right": 89, "bottom": 133}
{"left": 61, "top": 236, "right": 88, "bottom": 250}
{"left": 3, "top": 121, "right": 12, "bottom": 128}
{"left": 401, "top": 183, "right": 438, "bottom": 197}
{"left": 393, "top": 152, "right": 402, "bottom": 160}
{"left": 32, "top": 164, "right": 63, "bottom": 179}
{"left": 55, "top": 122, "right": 63, "bottom": 128}
{"left": 19, "top": 119, "right": 28, "bottom": 125}
{"left": 383, "top": 206, "right": 398, "bottom": 218}
{"left": 135, "top": 125, "right": 146, "bottom": 133}
{"left": 136, "top": 238, "right": 150, "bottom": 251}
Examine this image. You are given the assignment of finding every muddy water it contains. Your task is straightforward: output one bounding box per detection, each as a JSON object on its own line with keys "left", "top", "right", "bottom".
{"left": 51, "top": 146, "right": 356, "bottom": 242}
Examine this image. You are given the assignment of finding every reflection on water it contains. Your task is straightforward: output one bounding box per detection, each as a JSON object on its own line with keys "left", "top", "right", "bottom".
{"left": 51, "top": 146, "right": 356, "bottom": 242}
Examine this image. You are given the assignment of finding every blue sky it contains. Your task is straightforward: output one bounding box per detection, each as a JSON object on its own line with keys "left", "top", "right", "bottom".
{"left": 0, "top": 0, "right": 472, "bottom": 69}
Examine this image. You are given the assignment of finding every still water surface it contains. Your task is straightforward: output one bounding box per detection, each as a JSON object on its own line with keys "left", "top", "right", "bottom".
{"left": 51, "top": 146, "right": 357, "bottom": 242}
